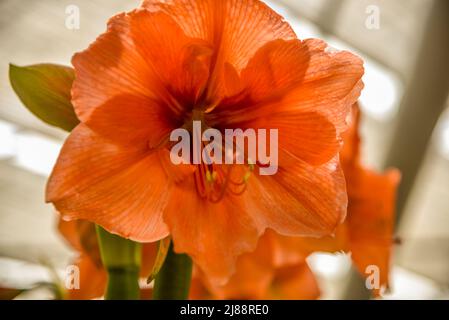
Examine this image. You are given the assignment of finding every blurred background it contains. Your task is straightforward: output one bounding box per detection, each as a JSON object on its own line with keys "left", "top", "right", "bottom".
{"left": 0, "top": 0, "right": 448, "bottom": 299}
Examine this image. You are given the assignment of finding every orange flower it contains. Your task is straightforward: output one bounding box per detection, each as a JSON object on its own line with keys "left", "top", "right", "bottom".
{"left": 58, "top": 219, "right": 106, "bottom": 299}
{"left": 47, "top": 0, "right": 364, "bottom": 283}
{"left": 190, "top": 230, "right": 320, "bottom": 300}
{"left": 58, "top": 219, "right": 157, "bottom": 299}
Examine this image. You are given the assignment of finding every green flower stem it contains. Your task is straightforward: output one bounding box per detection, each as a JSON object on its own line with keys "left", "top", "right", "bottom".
{"left": 106, "top": 267, "right": 140, "bottom": 300}
{"left": 152, "top": 241, "right": 192, "bottom": 300}
{"left": 96, "top": 226, "right": 141, "bottom": 300}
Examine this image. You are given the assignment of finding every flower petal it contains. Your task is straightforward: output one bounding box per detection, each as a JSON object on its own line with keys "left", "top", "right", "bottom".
{"left": 84, "top": 94, "right": 176, "bottom": 148}
{"left": 163, "top": 175, "right": 262, "bottom": 284}
{"left": 142, "top": 0, "right": 296, "bottom": 71}
{"left": 340, "top": 103, "right": 361, "bottom": 167}
{"left": 71, "top": 12, "right": 157, "bottom": 121}
{"left": 347, "top": 167, "right": 400, "bottom": 295}
{"left": 208, "top": 39, "right": 355, "bottom": 165}
{"left": 58, "top": 219, "right": 102, "bottom": 267}
{"left": 240, "top": 39, "right": 310, "bottom": 101}
{"left": 212, "top": 39, "right": 363, "bottom": 136}
{"left": 47, "top": 125, "right": 170, "bottom": 242}
{"left": 129, "top": 10, "right": 213, "bottom": 104}
{"left": 47, "top": 124, "right": 148, "bottom": 202}
{"left": 247, "top": 111, "right": 340, "bottom": 165}
{"left": 268, "top": 262, "right": 320, "bottom": 300}
{"left": 66, "top": 255, "right": 107, "bottom": 300}
{"left": 245, "top": 154, "right": 347, "bottom": 237}
{"left": 203, "top": 232, "right": 276, "bottom": 299}
{"left": 285, "top": 39, "right": 364, "bottom": 133}
{"left": 143, "top": 0, "right": 296, "bottom": 101}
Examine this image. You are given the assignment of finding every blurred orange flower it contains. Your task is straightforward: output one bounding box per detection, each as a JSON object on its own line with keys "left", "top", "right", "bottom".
{"left": 47, "top": 0, "right": 364, "bottom": 284}
{"left": 58, "top": 219, "right": 157, "bottom": 299}
{"left": 58, "top": 219, "right": 106, "bottom": 299}
{"left": 190, "top": 230, "right": 320, "bottom": 300}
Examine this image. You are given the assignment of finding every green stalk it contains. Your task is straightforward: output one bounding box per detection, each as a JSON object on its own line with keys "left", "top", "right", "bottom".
{"left": 152, "top": 241, "right": 192, "bottom": 300}
{"left": 96, "top": 226, "right": 141, "bottom": 300}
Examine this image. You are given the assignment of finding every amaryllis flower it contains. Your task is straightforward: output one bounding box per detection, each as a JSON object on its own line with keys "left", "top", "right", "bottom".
{"left": 46, "top": 0, "right": 364, "bottom": 283}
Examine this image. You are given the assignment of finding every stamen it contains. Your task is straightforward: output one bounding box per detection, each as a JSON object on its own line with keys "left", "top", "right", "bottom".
{"left": 186, "top": 113, "right": 253, "bottom": 202}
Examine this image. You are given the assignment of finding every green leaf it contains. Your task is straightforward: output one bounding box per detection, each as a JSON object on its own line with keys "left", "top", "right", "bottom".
{"left": 9, "top": 63, "right": 80, "bottom": 132}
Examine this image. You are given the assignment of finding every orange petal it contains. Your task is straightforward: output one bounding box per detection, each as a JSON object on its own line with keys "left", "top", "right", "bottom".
{"left": 142, "top": 0, "right": 216, "bottom": 43}
{"left": 58, "top": 218, "right": 83, "bottom": 253}
{"left": 129, "top": 10, "right": 213, "bottom": 104}
{"left": 84, "top": 94, "right": 175, "bottom": 148}
{"left": 284, "top": 39, "right": 364, "bottom": 134}
{"left": 193, "top": 231, "right": 321, "bottom": 300}
{"left": 267, "top": 262, "right": 320, "bottom": 300}
{"left": 340, "top": 103, "right": 361, "bottom": 167}
{"left": 208, "top": 39, "right": 354, "bottom": 165}
{"left": 71, "top": 12, "right": 157, "bottom": 121}
{"left": 163, "top": 176, "right": 262, "bottom": 284}
{"left": 347, "top": 167, "right": 400, "bottom": 295}
{"left": 272, "top": 225, "right": 349, "bottom": 259}
{"left": 66, "top": 254, "right": 107, "bottom": 300}
{"left": 47, "top": 125, "right": 171, "bottom": 242}
{"left": 204, "top": 232, "right": 277, "bottom": 299}
{"left": 143, "top": 0, "right": 296, "bottom": 72}
{"left": 189, "top": 276, "right": 214, "bottom": 300}
{"left": 244, "top": 154, "right": 347, "bottom": 237}
{"left": 143, "top": 0, "right": 296, "bottom": 102}
{"left": 47, "top": 124, "right": 148, "bottom": 202}
{"left": 240, "top": 39, "right": 309, "bottom": 101}
{"left": 58, "top": 219, "right": 102, "bottom": 268}
{"left": 257, "top": 111, "right": 340, "bottom": 165}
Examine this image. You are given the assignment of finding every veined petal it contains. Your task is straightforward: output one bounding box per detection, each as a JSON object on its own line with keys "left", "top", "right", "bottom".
{"left": 245, "top": 154, "right": 347, "bottom": 237}
{"left": 51, "top": 155, "right": 172, "bottom": 242}
{"left": 163, "top": 175, "right": 262, "bottom": 285}
{"left": 71, "top": 12, "right": 157, "bottom": 121}
{"left": 285, "top": 39, "right": 364, "bottom": 133}
{"left": 47, "top": 125, "right": 171, "bottom": 242}
{"left": 129, "top": 10, "right": 213, "bottom": 105}
{"left": 248, "top": 111, "right": 340, "bottom": 165}
{"left": 84, "top": 94, "right": 176, "bottom": 148}
{"left": 46, "top": 124, "right": 148, "bottom": 202}
{"left": 142, "top": 0, "right": 216, "bottom": 42}
{"left": 208, "top": 39, "right": 357, "bottom": 165}
{"left": 142, "top": 0, "right": 296, "bottom": 72}
{"left": 143, "top": 0, "right": 296, "bottom": 101}
{"left": 240, "top": 39, "right": 310, "bottom": 101}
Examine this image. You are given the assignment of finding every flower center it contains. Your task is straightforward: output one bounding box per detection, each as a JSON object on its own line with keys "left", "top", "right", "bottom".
{"left": 185, "top": 109, "right": 254, "bottom": 202}
{"left": 194, "top": 162, "right": 254, "bottom": 203}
